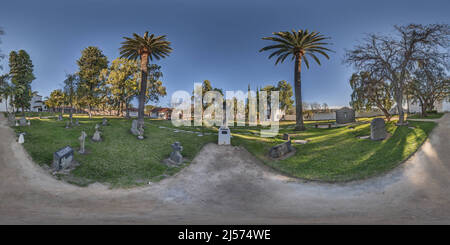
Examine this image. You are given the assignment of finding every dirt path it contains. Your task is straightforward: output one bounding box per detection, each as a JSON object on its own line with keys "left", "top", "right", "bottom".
{"left": 0, "top": 113, "right": 450, "bottom": 224}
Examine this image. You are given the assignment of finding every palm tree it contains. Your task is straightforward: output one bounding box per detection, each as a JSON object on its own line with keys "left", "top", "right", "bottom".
{"left": 259, "top": 30, "right": 331, "bottom": 130}
{"left": 119, "top": 31, "right": 172, "bottom": 127}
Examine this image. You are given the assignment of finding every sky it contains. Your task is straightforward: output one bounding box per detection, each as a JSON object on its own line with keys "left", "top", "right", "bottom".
{"left": 0, "top": 0, "right": 449, "bottom": 108}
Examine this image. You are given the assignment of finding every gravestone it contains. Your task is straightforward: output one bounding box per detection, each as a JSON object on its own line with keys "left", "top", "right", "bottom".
{"left": 92, "top": 127, "right": 102, "bottom": 142}
{"left": 19, "top": 117, "right": 27, "bottom": 126}
{"left": 58, "top": 115, "right": 63, "bottom": 121}
{"left": 78, "top": 131, "right": 87, "bottom": 154}
{"left": 218, "top": 126, "right": 231, "bottom": 145}
{"left": 283, "top": 133, "right": 290, "bottom": 141}
{"left": 52, "top": 146, "right": 74, "bottom": 171}
{"left": 269, "top": 140, "right": 295, "bottom": 158}
{"left": 15, "top": 121, "right": 19, "bottom": 127}
{"left": 169, "top": 142, "right": 183, "bottom": 165}
{"left": 74, "top": 119, "right": 80, "bottom": 126}
{"left": 94, "top": 124, "right": 100, "bottom": 131}
{"left": 370, "top": 118, "right": 387, "bottom": 141}
{"left": 18, "top": 133, "right": 25, "bottom": 144}
{"left": 102, "top": 117, "right": 108, "bottom": 126}
{"left": 65, "top": 121, "right": 70, "bottom": 129}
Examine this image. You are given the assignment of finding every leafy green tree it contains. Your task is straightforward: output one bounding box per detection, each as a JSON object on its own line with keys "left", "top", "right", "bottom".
{"left": 9, "top": 50, "right": 35, "bottom": 115}
{"left": 119, "top": 31, "right": 172, "bottom": 126}
{"left": 260, "top": 30, "right": 332, "bottom": 130}
{"left": 77, "top": 46, "right": 108, "bottom": 118}
{"left": 145, "top": 64, "right": 167, "bottom": 104}
{"left": 349, "top": 71, "right": 393, "bottom": 121}
{"left": 47, "top": 89, "right": 65, "bottom": 115}
{"left": 276, "top": 80, "right": 294, "bottom": 115}
{"left": 101, "top": 58, "right": 139, "bottom": 117}
{"left": 63, "top": 73, "right": 78, "bottom": 123}
{"left": 0, "top": 74, "right": 13, "bottom": 111}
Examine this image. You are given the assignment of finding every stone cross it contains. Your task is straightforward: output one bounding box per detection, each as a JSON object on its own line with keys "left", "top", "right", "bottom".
{"left": 169, "top": 142, "right": 183, "bottom": 164}
{"left": 102, "top": 117, "right": 108, "bottom": 126}
{"left": 78, "top": 131, "right": 87, "bottom": 154}
{"left": 18, "top": 133, "right": 25, "bottom": 144}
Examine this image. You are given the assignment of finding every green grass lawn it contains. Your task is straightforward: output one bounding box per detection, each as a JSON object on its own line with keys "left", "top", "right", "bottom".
{"left": 408, "top": 112, "right": 444, "bottom": 119}
{"left": 232, "top": 119, "right": 436, "bottom": 182}
{"left": 13, "top": 114, "right": 436, "bottom": 186}
{"left": 15, "top": 116, "right": 216, "bottom": 187}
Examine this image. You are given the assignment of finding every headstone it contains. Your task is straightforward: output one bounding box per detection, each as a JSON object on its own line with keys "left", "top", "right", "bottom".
{"left": 102, "top": 117, "right": 108, "bottom": 126}
{"left": 283, "top": 133, "right": 290, "bottom": 141}
{"left": 15, "top": 121, "right": 19, "bottom": 127}
{"left": 52, "top": 146, "right": 74, "bottom": 171}
{"left": 370, "top": 118, "right": 387, "bottom": 141}
{"left": 94, "top": 124, "right": 100, "bottom": 131}
{"left": 27, "top": 120, "right": 31, "bottom": 126}
{"left": 169, "top": 142, "right": 183, "bottom": 165}
{"left": 130, "top": 120, "right": 140, "bottom": 136}
{"left": 78, "top": 131, "right": 87, "bottom": 154}
{"left": 18, "top": 133, "right": 25, "bottom": 144}
{"left": 269, "top": 140, "right": 295, "bottom": 158}
{"left": 75, "top": 119, "right": 80, "bottom": 126}
{"left": 218, "top": 126, "right": 231, "bottom": 145}
{"left": 58, "top": 115, "right": 63, "bottom": 121}
{"left": 92, "top": 127, "right": 102, "bottom": 142}
{"left": 65, "top": 121, "right": 70, "bottom": 129}
{"left": 19, "top": 117, "right": 27, "bottom": 126}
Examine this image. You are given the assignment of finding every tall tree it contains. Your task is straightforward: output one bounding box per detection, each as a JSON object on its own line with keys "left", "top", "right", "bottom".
{"left": 277, "top": 80, "right": 294, "bottom": 115}
{"left": 349, "top": 71, "right": 393, "bottom": 120}
{"left": 345, "top": 23, "right": 449, "bottom": 125}
{"left": 119, "top": 31, "right": 172, "bottom": 127}
{"left": 77, "top": 46, "right": 108, "bottom": 118}
{"left": 0, "top": 74, "right": 12, "bottom": 111}
{"left": 407, "top": 61, "right": 449, "bottom": 117}
{"left": 260, "top": 29, "right": 332, "bottom": 130}
{"left": 47, "top": 89, "right": 65, "bottom": 115}
{"left": 63, "top": 73, "right": 78, "bottom": 123}
{"left": 8, "top": 50, "right": 35, "bottom": 115}
{"left": 102, "top": 58, "right": 139, "bottom": 117}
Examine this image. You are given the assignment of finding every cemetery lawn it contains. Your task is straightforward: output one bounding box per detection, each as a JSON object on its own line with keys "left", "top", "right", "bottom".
{"left": 15, "top": 115, "right": 436, "bottom": 186}
{"left": 408, "top": 112, "right": 444, "bottom": 119}
{"left": 232, "top": 119, "right": 436, "bottom": 182}
{"left": 15, "top": 116, "right": 216, "bottom": 188}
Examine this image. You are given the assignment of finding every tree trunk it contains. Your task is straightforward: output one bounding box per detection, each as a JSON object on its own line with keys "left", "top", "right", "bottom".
{"left": 294, "top": 54, "right": 305, "bottom": 131}
{"left": 69, "top": 102, "right": 73, "bottom": 124}
{"left": 125, "top": 101, "right": 130, "bottom": 118}
{"left": 396, "top": 84, "right": 406, "bottom": 125}
{"left": 138, "top": 53, "right": 149, "bottom": 128}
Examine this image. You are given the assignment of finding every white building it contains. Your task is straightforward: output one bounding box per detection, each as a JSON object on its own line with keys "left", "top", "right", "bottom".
{"left": 406, "top": 97, "right": 450, "bottom": 113}
{"left": 30, "top": 95, "right": 45, "bottom": 112}
{"left": 0, "top": 97, "right": 12, "bottom": 112}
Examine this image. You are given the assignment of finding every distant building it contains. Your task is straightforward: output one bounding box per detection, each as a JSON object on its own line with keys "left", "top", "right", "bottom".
{"left": 150, "top": 107, "right": 173, "bottom": 120}
{"left": 30, "top": 95, "right": 45, "bottom": 112}
{"left": 335, "top": 107, "right": 356, "bottom": 124}
{"left": 0, "top": 97, "right": 12, "bottom": 112}
{"left": 128, "top": 108, "right": 139, "bottom": 118}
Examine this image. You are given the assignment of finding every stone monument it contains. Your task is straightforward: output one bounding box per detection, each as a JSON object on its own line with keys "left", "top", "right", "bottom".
{"left": 370, "top": 118, "right": 387, "bottom": 141}
{"left": 169, "top": 142, "right": 183, "bottom": 165}
{"left": 78, "top": 131, "right": 87, "bottom": 154}
{"left": 92, "top": 125, "right": 102, "bottom": 142}
{"left": 269, "top": 140, "right": 295, "bottom": 159}
{"left": 102, "top": 117, "right": 108, "bottom": 126}
{"left": 19, "top": 117, "right": 27, "bottom": 126}
{"left": 52, "top": 146, "right": 74, "bottom": 171}
{"left": 18, "top": 133, "right": 25, "bottom": 144}
{"left": 218, "top": 126, "right": 231, "bottom": 145}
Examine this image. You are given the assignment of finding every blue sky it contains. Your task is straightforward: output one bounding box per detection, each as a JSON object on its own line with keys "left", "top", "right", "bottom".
{"left": 0, "top": 0, "right": 449, "bottom": 107}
